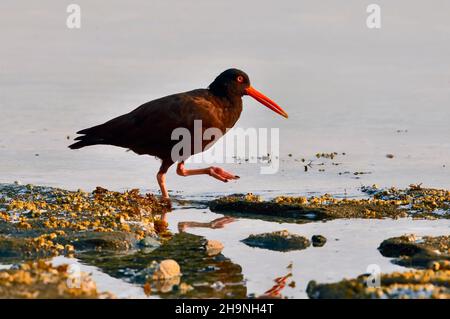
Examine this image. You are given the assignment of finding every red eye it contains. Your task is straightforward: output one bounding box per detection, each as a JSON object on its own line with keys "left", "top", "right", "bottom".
{"left": 237, "top": 75, "right": 244, "bottom": 83}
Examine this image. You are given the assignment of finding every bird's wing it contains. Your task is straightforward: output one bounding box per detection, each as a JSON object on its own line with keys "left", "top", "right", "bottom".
{"left": 75, "top": 89, "right": 221, "bottom": 155}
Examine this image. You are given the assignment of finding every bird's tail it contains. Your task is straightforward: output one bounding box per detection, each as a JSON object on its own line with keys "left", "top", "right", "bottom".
{"left": 69, "top": 118, "right": 121, "bottom": 150}
{"left": 68, "top": 133, "right": 105, "bottom": 149}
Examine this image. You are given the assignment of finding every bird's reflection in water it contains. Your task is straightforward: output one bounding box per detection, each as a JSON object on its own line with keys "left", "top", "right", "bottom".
{"left": 159, "top": 204, "right": 236, "bottom": 233}
{"left": 177, "top": 216, "right": 236, "bottom": 233}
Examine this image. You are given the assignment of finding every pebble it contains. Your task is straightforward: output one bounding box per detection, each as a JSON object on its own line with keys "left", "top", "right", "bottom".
{"left": 311, "top": 235, "right": 327, "bottom": 247}
{"left": 152, "top": 259, "right": 181, "bottom": 280}
{"left": 205, "top": 240, "right": 224, "bottom": 256}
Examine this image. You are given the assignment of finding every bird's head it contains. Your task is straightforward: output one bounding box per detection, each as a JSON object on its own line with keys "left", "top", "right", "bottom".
{"left": 209, "top": 68, "right": 288, "bottom": 119}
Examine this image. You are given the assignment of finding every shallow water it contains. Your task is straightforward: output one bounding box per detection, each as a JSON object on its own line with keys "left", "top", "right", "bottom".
{"left": 1, "top": 1, "right": 450, "bottom": 298}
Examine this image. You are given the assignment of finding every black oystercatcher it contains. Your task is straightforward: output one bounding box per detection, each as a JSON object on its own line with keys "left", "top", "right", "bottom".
{"left": 69, "top": 69, "right": 288, "bottom": 199}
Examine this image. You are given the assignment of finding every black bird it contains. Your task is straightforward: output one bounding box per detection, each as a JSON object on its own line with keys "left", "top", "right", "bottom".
{"left": 69, "top": 69, "right": 288, "bottom": 198}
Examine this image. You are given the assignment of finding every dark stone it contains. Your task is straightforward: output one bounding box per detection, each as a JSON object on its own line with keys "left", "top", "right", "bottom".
{"left": 241, "top": 230, "right": 311, "bottom": 252}
{"left": 63, "top": 231, "right": 138, "bottom": 251}
{"left": 311, "top": 235, "right": 327, "bottom": 247}
{"left": 378, "top": 234, "right": 450, "bottom": 269}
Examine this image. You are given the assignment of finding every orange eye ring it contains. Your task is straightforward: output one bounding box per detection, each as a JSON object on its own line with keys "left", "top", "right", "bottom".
{"left": 236, "top": 75, "right": 244, "bottom": 83}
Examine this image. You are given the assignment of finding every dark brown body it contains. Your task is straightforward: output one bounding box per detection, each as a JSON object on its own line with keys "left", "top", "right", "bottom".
{"left": 70, "top": 89, "right": 243, "bottom": 165}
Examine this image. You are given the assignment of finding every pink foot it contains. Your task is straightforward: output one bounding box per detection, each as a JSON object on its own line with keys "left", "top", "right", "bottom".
{"left": 208, "top": 167, "right": 240, "bottom": 183}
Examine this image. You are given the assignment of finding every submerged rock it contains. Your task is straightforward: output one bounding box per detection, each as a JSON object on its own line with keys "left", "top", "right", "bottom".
{"left": 242, "top": 230, "right": 311, "bottom": 252}
{"left": 311, "top": 235, "right": 327, "bottom": 247}
{"left": 378, "top": 234, "right": 450, "bottom": 268}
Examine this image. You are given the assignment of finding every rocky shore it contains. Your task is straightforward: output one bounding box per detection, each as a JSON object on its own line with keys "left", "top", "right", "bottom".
{"left": 1, "top": 182, "right": 449, "bottom": 298}
{"left": 209, "top": 185, "right": 450, "bottom": 221}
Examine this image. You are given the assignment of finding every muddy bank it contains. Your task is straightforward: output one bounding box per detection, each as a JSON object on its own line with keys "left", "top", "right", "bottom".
{"left": 209, "top": 185, "right": 450, "bottom": 221}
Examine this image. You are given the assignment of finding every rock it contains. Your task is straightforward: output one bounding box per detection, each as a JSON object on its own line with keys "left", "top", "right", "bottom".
{"left": 65, "top": 231, "right": 138, "bottom": 251}
{"left": 209, "top": 194, "right": 328, "bottom": 221}
{"left": 241, "top": 230, "right": 311, "bottom": 252}
{"left": 204, "top": 240, "right": 224, "bottom": 256}
{"left": 311, "top": 235, "right": 327, "bottom": 247}
{"left": 307, "top": 268, "right": 450, "bottom": 299}
{"left": 152, "top": 259, "right": 181, "bottom": 280}
{"left": 211, "top": 281, "right": 225, "bottom": 290}
{"left": 0, "top": 222, "right": 19, "bottom": 236}
{"left": 0, "top": 236, "right": 33, "bottom": 259}
{"left": 378, "top": 234, "right": 450, "bottom": 268}
{"left": 210, "top": 194, "right": 405, "bottom": 222}
{"left": 0, "top": 260, "right": 114, "bottom": 299}
{"left": 81, "top": 232, "right": 247, "bottom": 299}
{"left": 378, "top": 234, "right": 425, "bottom": 257}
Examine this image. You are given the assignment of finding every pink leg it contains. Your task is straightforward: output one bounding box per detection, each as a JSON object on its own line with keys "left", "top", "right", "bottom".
{"left": 176, "top": 161, "right": 239, "bottom": 183}
{"left": 157, "top": 160, "right": 173, "bottom": 199}
{"left": 157, "top": 171, "right": 169, "bottom": 198}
